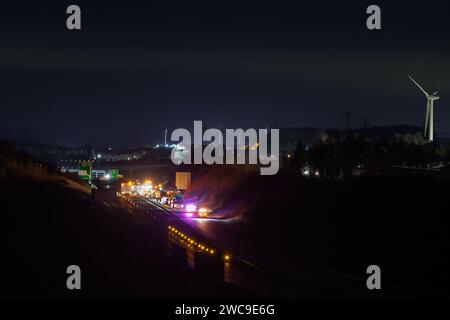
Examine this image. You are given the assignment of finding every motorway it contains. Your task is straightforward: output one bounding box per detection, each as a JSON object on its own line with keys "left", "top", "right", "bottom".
{"left": 95, "top": 188, "right": 426, "bottom": 299}
{"left": 174, "top": 207, "right": 411, "bottom": 299}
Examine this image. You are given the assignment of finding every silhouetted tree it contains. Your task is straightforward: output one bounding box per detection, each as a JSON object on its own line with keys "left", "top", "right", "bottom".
{"left": 293, "top": 141, "right": 306, "bottom": 171}
{"left": 310, "top": 139, "right": 338, "bottom": 178}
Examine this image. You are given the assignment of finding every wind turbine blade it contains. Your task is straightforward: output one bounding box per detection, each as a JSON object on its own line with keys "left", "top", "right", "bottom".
{"left": 408, "top": 75, "right": 429, "bottom": 97}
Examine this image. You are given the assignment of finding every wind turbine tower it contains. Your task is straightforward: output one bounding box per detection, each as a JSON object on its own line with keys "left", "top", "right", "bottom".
{"left": 408, "top": 75, "right": 440, "bottom": 142}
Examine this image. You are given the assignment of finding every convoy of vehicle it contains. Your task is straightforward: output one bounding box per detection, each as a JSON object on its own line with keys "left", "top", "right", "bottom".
{"left": 119, "top": 178, "right": 211, "bottom": 218}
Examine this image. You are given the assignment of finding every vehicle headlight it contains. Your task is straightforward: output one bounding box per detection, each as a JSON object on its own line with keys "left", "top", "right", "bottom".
{"left": 185, "top": 204, "right": 197, "bottom": 212}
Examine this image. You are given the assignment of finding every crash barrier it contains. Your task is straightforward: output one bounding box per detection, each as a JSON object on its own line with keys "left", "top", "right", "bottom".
{"left": 168, "top": 225, "right": 226, "bottom": 280}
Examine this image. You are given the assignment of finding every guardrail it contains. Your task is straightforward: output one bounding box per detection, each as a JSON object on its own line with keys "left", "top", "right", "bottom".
{"left": 120, "top": 194, "right": 229, "bottom": 280}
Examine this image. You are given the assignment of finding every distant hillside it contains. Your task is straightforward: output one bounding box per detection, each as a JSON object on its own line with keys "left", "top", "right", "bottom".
{"left": 0, "top": 140, "right": 89, "bottom": 193}
{"left": 325, "top": 125, "right": 423, "bottom": 139}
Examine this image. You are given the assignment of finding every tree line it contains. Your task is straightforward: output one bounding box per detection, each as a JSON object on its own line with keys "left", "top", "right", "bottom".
{"left": 292, "top": 133, "right": 450, "bottom": 178}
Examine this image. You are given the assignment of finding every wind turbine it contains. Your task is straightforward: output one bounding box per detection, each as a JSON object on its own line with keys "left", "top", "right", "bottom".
{"left": 408, "top": 75, "right": 440, "bottom": 142}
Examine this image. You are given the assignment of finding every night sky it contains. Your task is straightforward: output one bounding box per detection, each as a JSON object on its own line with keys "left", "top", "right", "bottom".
{"left": 1, "top": 1, "right": 450, "bottom": 146}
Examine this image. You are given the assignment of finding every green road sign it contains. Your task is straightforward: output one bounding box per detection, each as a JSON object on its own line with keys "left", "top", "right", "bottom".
{"left": 78, "top": 160, "right": 92, "bottom": 180}
{"left": 110, "top": 169, "right": 119, "bottom": 179}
